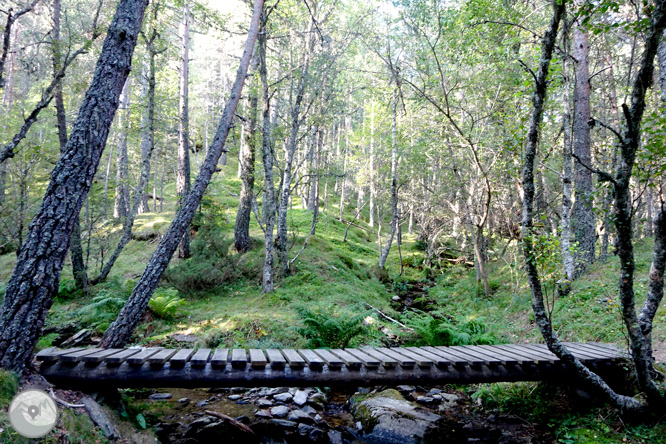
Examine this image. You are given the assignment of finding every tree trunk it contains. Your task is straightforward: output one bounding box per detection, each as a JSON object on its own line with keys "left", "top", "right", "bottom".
{"left": 572, "top": 0, "right": 595, "bottom": 277}
{"left": 0, "top": 0, "right": 149, "bottom": 373}
{"left": 369, "top": 101, "right": 375, "bottom": 227}
{"left": 100, "top": 0, "right": 264, "bottom": 348}
{"left": 378, "top": 86, "right": 399, "bottom": 269}
{"left": 235, "top": 55, "right": 258, "bottom": 253}
{"left": 560, "top": 14, "right": 574, "bottom": 290}
{"left": 259, "top": 10, "right": 276, "bottom": 292}
{"left": 114, "top": 79, "right": 131, "bottom": 220}
{"left": 177, "top": 1, "right": 192, "bottom": 258}
{"left": 276, "top": 16, "right": 317, "bottom": 278}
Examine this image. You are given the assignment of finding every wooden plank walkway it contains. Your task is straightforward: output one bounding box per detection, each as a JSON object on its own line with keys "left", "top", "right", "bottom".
{"left": 36, "top": 342, "right": 628, "bottom": 389}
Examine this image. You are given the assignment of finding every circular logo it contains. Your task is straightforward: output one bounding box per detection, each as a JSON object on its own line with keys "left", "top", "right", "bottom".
{"left": 8, "top": 389, "right": 58, "bottom": 438}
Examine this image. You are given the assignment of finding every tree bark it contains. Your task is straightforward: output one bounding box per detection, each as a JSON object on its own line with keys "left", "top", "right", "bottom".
{"left": 259, "top": 9, "right": 276, "bottom": 292}
{"left": 571, "top": 0, "right": 595, "bottom": 277}
{"left": 177, "top": 1, "right": 192, "bottom": 258}
{"left": 0, "top": 0, "right": 149, "bottom": 373}
{"left": 114, "top": 79, "right": 131, "bottom": 220}
{"left": 378, "top": 86, "right": 399, "bottom": 269}
{"left": 235, "top": 55, "right": 258, "bottom": 253}
{"left": 100, "top": 0, "right": 264, "bottom": 348}
{"left": 560, "top": 13, "right": 574, "bottom": 290}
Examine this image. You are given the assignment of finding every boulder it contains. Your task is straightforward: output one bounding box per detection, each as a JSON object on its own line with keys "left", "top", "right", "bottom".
{"left": 352, "top": 389, "right": 443, "bottom": 444}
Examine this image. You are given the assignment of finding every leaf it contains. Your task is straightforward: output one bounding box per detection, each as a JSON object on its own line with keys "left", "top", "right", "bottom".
{"left": 136, "top": 413, "right": 147, "bottom": 429}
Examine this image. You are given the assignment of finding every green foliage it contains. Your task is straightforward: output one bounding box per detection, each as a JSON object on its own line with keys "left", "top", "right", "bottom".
{"left": 405, "top": 311, "right": 497, "bottom": 346}
{"left": 57, "top": 278, "right": 84, "bottom": 301}
{"left": 76, "top": 291, "right": 128, "bottom": 333}
{"left": 295, "top": 305, "right": 369, "bottom": 348}
{"left": 148, "top": 289, "right": 186, "bottom": 320}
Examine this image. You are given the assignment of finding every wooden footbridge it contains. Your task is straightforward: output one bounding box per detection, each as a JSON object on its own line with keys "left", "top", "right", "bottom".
{"left": 37, "top": 342, "right": 628, "bottom": 389}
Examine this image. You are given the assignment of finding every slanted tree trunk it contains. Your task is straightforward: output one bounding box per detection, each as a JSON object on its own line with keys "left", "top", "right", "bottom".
{"left": 378, "top": 86, "right": 399, "bottom": 269}
{"left": 177, "top": 1, "right": 192, "bottom": 258}
{"left": 523, "top": 0, "right": 666, "bottom": 414}
{"left": 235, "top": 55, "right": 258, "bottom": 253}
{"left": 100, "top": 0, "right": 264, "bottom": 348}
{"left": 0, "top": 0, "right": 40, "bottom": 89}
{"left": 114, "top": 79, "right": 131, "bottom": 220}
{"left": 0, "top": 0, "right": 149, "bottom": 373}
{"left": 571, "top": 0, "right": 595, "bottom": 277}
{"left": 259, "top": 9, "right": 276, "bottom": 292}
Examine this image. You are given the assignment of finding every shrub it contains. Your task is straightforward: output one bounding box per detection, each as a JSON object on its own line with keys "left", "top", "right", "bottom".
{"left": 148, "top": 289, "right": 186, "bottom": 320}
{"left": 405, "top": 311, "right": 497, "bottom": 346}
{"left": 295, "top": 305, "right": 369, "bottom": 349}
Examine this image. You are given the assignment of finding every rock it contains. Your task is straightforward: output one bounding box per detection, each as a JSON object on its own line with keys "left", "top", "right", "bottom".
{"left": 169, "top": 333, "right": 199, "bottom": 343}
{"left": 298, "top": 423, "right": 325, "bottom": 441}
{"left": 149, "top": 393, "right": 173, "bottom": 400}
{"left": 81, "top": 395, "right": 120, "bottom": 440}
{"left": 426, "top": 389, "right": 442, "bottom": 396}
{"left": 184, "top": 417, "right": 215, "bottom": 438}
{"left": 196, "top": 400, "right": 209, "bottom": 407}
{"left": 392, "top": 295, "right": 401, "bottom": 302}
{"left": 352, "top": 389, "right": 443, "bottom": 444}
{"left": 208, "top": 387, "right": 228, "bottom": 393}
{"left": 438, "top": 394, "right": 460, "bottom": 411}
{"left": 288, "top": 409, "right": 315, "bottom": 424}
{"left": 300, "top": 405, "right": 317, "bottom": 415}
{"left": 235, "top": 415, "right": 251, "bottom": 424}
{"left": 415, "top": 396, "right": 436, "bottom": 405}
{"left": 308, "top": 392, "right": 326, "bottom": 410}
{"left": 268, "top": 387, "right": 290, "bottom": 396}
{"left": 178, "top": 398, "right": 191, "bottom": 403}
{"left": 61, "top": 329, "right": 92, "bottom": 347}
{"left": 255, "top": 409, "right": 272, "bottom": 419}
{"left": 293, "top": 390, "right": 310, "bottom": 406}
{"left": 397, "top": 385, "right": 416, "bottom": 393}
{"left": 229, "top": 395, "right": 242, "bottom": 401}
{"left": 155, "top": 422, "right": 179, "bottom": 443}
{"left": 270, "top": 405, "right": 290, "bottom": 418}
{"left": 273, "top": 392, "right": 293, "bottom": 403}
{"left": 230, "top": 387, "right": 246, "bottom": 393}
{"left": 328, "top": 430, "right": 343, "bottom": 444}
{"left": 257, "top": 397, "right": 274, "bottom": 408}
{"left": 269, "top": 419, "right": 298, "bottom": 429}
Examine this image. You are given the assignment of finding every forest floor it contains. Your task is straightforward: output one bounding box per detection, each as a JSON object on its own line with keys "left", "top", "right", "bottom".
{"left": 0, "top": 166, "right": 665, "bottom": 442}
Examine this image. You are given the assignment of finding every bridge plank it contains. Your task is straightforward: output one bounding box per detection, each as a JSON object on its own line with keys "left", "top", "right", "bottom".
{"left": 562, "top": 343, "right": 616, "bottom": 361}
{"left": 282, "top": 349, "right": 305, "bottom": 368}
{"left": 265, "top": 349, "right": 286, "bottom": 369}
{"left": 127, "top": 348, "right": 163, "bottom": 366}
{"left": 473, "top": 345, "right": 526, "bottom": 365}
{"left": 360, "top": 348, "right": 398, "bottom": 368}
{"left": 391, "top": 348, "right": 433, "bottom": 367}
{"left": 211, "top": 349, "right": 229, "bottom": 367}
{"left": 567, "top": 342, "right": 623, "bottom": 360}
{"left": 170, "top": 349, "right": 196, "bottom": 368}
{"left": 148, "top": 349, "right": 179, "bottom": 366}
{"left": 36, "top": 347, "right": 84, "bottom": 362}
{"left": 82, "top": 348, "right": 124, "bottom": 364}
{"left": 510, "top": 344, "right": 560, "bottom": 363}
{"left": 433, "top": 346, "right": 486, "bottom": 366}
{"left": 249, "top": 349, "right": 267, "bottom": 368}
{"left": 231, "top": 349, "right": 248, "bottom": 368}
{"left": 420, "top": 346, "right": 467, "bottom": 366}
{"left": 329, "top": 349, "right": 362, "bottom": 368}
{"left": 406, "top": 347, "right": 451, "bottom": 367}
{"left": 458, "top": 346, "right": 505, "bottom": 366}
{"left": 298, "top": 349, "right": 324, "bottom": 369}
{"left": 313, "top": 349, "right": 344, "bottom": 368}
{"left": 493, "top": 344, "right": 556, "bottom": 364}
{"left": 190, "top": 349, "right": 211, "bottom": 367}
{"left": 105, "top": 348, "right": 142, "bottom": 364}
{"left": 377, "top": 348, "right": 417, "bottom": 367}
{"left": 59, "top": 348, "right": 103, "bottom": 363}
{"left": 344, "top": 348, "right": 380, "bottom": 367}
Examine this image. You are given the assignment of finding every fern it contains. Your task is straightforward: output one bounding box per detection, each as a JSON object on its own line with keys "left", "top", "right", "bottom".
{"left": 75, "top": 291, "right": 128, "bottom": 332}
{"left": 295, "top": 305, "right": 369, "bottom": 348}
{"left": 148, "top": 289, "right": 186, "bottom": 320}
{"left": 405, "top": 311, "right": 497, "bottom": 346}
